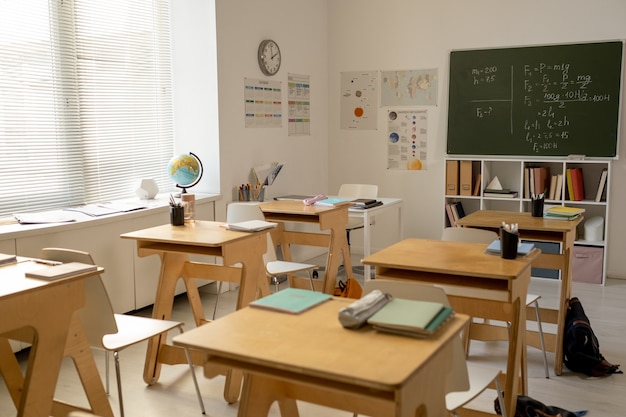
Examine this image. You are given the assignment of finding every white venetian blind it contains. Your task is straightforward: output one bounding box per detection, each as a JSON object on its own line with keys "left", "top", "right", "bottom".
{"left": 0, "top": 0, "right": 174, "bottom": 218}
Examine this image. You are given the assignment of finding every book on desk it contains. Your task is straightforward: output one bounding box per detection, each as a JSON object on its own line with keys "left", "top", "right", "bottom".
{"left": 25, "top": 262, "right": 98, "bottom": 281}
{"left": 367, "top": 298, "right": 454, "bottom": 337}
{"left": 250, "top": 288, "right": 332, "bottom": 314}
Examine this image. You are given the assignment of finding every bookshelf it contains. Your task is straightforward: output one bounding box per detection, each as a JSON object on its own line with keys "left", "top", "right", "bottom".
{"left": 444, "top": 157, "right": 611, "bottom": 284}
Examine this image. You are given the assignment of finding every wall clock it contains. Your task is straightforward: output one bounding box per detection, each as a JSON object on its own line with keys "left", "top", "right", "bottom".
{"left": 257, "top": 39, "right": 281, "bottom": 76}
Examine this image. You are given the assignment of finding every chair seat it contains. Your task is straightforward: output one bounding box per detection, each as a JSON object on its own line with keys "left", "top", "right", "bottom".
{"left": 445, "top": 364, "right": 502, "bottom": 412}
{"left": 266, "top": 260, "right": 318, "bottom": 276}
{"left": 102, "top": 314, "right": 184, "bottom": 352}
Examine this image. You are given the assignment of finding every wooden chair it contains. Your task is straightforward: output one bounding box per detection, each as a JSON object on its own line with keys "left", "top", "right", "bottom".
{"left": 441, "top": 226, "right": 550, "bottom": 378}
{"left": 364, "top": 279, "right": 507, "bottom": 417}
{"left": 226, "top": 202, "right": 319, "bottom": 292}
{"left": 40, "top": 248, "right": 205, "bottom": 417}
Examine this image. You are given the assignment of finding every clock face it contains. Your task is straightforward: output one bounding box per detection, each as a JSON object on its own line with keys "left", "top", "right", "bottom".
{"left": 258, "top": 39, "right": 281, "bottom": 76}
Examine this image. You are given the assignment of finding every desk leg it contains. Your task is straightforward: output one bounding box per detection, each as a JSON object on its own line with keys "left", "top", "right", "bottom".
{"left": 0, "top": 337, "right": 26, "bottom": 410}
{"left": 554, "top": 244, "right": 573, "bottom": 376}
{"left": 323, "top": 225, "right": 354, "bottom": 295}
{"left": 238, "top": 374, "right": 299, "bottom": 417}
{"left": 503, "top": 297, "right": 524, "bottom": 417}
{"left": 144, "top": 252, "right": 188, "bottom": 385}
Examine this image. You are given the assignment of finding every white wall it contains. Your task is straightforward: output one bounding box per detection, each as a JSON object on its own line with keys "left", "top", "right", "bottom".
{"left": 327, "top": 0, "right": 626, "bottom": 279}
{"left": 212, "top": 0, "right": 330, "bottom": 222}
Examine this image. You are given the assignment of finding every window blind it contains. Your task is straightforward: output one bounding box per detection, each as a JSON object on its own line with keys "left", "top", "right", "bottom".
{"left": 0, "top": 0, "right": 174, "bottom": 218}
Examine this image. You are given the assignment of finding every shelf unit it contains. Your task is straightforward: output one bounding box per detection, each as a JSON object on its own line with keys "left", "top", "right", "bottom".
{"left": 444, "top": 157, "right": 611, "bottom": 284}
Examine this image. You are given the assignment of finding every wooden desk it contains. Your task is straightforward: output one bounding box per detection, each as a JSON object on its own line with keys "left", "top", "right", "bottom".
{"left": 120, "top": 221, "right": 269, "bottom": 403}
{"left": 0, "top": 259, "right": 112, "bottom": 417}
{"left": 455, "top": 210, "right": 582, "bottom": 375}
{"left": 173, "top": 298, "right": 469, "bottom": 417}
{"left": 362, "top": 238, "right": 539, "bottom": 417}
{"left": 259, "top": 200, "right": 354, "bottom": 294}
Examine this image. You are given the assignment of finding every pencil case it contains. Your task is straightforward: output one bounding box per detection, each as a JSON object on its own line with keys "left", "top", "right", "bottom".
{"left": 338, "top": 289, "right": 391, "bottom": 329}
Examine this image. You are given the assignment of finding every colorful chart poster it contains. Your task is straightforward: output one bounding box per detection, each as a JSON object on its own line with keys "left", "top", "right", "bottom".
{"left": 288, "top": 73, "right": 311, "bottom": 136}
{"left": 387, "top": 110, "right": 428, "bottom": 170}
{"left": 381, "top": 69, "right": 438, "bottom": 107}
{"left": 340, "top": 71, "right": 378, "bottom": 130}
{"left": 244, "top": 78, "right": 282, "bottom": 128}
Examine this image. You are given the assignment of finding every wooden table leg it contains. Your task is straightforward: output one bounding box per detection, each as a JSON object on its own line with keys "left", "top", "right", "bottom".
{"left": 143, "top": 252, "right": 188, "bottom": 385}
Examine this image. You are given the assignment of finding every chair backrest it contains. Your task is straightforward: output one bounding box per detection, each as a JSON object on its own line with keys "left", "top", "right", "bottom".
{"left": 226, "top": 202, "right": 278, "bottom": 264}
{"left": 40, "top": 247, "right": 118, "bottom": 348}
{"left": 337, "top": 183, "right": 378, "bottom": 199}
{"left": 363, "top": 279, "right": 470, "bottom": 395}
{"left": 441, "top": 227, "right": 498, "bottom": 244}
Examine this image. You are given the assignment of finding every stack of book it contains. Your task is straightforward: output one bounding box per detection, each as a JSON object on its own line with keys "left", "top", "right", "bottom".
{"left": 544, "top": 206, "right": 585, "bottom": 221}
{"left": 367, "top": 298, "right": 454, "bottom": 337}
{"left": 483, "top": 176, "right": 518, "bottom": 198}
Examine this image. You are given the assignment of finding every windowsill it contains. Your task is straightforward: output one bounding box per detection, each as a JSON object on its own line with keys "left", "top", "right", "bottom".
{"left": 0, "top": 193, "right": 221, "bottom": 240}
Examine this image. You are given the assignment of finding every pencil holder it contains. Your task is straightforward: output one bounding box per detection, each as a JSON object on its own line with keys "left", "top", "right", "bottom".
{"left": 500, "top": 227, "right": 519, "bottom": 259}
{"left": 169, "top": 205, "right": 184, "bottom": 226}
{"left": 531, "top": 198, "right": 544, "bottom": 217}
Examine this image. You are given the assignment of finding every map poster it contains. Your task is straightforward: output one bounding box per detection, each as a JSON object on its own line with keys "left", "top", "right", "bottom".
{"left": 380, "top": 69, "right": 438, "bottom": 107}
{"left": 244, "top": 78, "right": 282, "bottom": 128}
{"left": 288, "top": 73, "right": 311, "bottom": 136}
{"left": 387, "top": 109, "right": 428, "bottom": 170}
{"left": 340, "top": 71, "right": 378, "bottom": 130}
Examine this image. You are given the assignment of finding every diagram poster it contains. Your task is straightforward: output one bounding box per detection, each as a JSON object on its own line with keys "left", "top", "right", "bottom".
{"left": 340, "top": 71, "right": 378, "bottom": 130}
{"left": 387, "top": 110, "right": 427, "bottom": 170}
{"left": 288, "top": 73, "right": 311, "bottom": 136}
{"left": 244, "top": 78, "right": 282, "bottom": 128}
{"left": 380, "top": 69, "right": 438, "bottom": 107}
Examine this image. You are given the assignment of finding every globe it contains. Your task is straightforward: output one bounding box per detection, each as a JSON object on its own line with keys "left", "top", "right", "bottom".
{"left": 167, "top": 152, "right": 203, "bottom": 192}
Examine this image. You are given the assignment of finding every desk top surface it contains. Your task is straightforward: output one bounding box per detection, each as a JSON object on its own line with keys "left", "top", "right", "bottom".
{"left": 173, "top": 297, "right": 468, "bottom": 390}
{"left": 0, "top": 258, "right": 103, "bottom": 299}
{"left": 362, "top": 238, "right": 539, "bottom": 280}
{"left": 120, "top": 220, "right": 266, "bottom": 247}
{"left": 456, "top": 210, "right": 583, "bottom": 232}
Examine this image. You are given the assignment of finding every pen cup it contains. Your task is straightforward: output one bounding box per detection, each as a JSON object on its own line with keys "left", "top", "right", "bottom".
{"left": 531, "top": 197, "right": 545, "bottom": 217}
{"left": 169, "top": 205, "right": 185, "bottom": 226}
{"left": 500, "top": 227, "right": 519, "bottom": 259}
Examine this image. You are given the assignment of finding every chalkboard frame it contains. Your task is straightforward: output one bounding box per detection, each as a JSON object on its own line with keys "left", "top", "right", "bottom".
{"left": 447, "top": 41, "right": 624, "bottom": 158}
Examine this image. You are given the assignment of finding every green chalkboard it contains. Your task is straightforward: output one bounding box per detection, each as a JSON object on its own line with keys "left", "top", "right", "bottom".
{"left": 447, "top": 41, "right": 623, "bottom": 157}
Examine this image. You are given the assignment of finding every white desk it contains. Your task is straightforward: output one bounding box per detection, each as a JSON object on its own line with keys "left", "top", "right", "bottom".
{"left": 348, "top": 197, "right": 403, "bottom": 279}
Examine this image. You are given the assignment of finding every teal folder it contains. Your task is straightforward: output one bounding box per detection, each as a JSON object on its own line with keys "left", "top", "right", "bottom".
{"left": 249, "top": 288, "right": 332, "bottom": 314}
{"left": 367, "top": 298, "right": 454, "bottom": 337}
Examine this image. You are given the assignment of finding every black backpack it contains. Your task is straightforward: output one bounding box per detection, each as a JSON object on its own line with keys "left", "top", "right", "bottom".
{"left": 563, "top": 297, "right": 621, "bottom": 377}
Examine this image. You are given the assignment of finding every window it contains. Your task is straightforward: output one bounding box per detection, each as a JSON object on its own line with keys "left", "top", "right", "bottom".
{"left": 0, "top": 0, "right": 174, "bottom": 218}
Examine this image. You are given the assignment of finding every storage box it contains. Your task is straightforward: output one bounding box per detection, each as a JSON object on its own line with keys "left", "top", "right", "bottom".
{"left": 572, "top": 246, "right": 604, "bottom": 284}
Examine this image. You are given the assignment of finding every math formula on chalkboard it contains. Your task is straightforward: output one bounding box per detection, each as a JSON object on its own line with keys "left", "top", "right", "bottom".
{"left": 447, "top": 42, "right": 623, "bottom": 157}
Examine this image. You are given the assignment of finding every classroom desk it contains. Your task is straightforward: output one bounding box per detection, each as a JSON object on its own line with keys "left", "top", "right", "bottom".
{"left": 273, "top": 196, "right": 404, "bottom": 280}
{"left": 173, "top": 298, "right": 470, "bottom": 417}
{"left": 258, "top": 200, "right": 354, "bottom": 294}
{"left": 0, "top": 259, "right": 112, "bottom": 417}
{"left": 362, "top": 238, "right": 539, "bottom": 417}
{"left": 455, "top": 210, "right": 582, "bottom": 375}
{"left": 120, "top": 221, "right": 269, "bottom": 403}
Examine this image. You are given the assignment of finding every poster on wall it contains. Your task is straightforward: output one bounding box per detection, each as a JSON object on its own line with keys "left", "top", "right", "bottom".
{"left": 288, "top": 73, "right": 311, "bottom": 136}
{"left": 340, "top": 71, "right": 378, "bottom": 130}
{"left": 380, "top": 69, "right": 438, "bottom": 107}
{"left": 244, "top": 78, "right": 282, "bottom": 128}
{"left": 387, "top": 109, "right": 427, "bottom": 170}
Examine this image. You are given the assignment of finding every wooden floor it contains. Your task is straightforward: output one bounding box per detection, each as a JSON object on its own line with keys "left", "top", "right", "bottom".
{"left": 1, "top": 258, "right": 625, "bottom": 417}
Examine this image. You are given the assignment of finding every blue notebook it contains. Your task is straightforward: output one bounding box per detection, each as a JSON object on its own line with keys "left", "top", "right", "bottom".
{"left": 250, "top": 288, "right": 332, "bottom": 314}
{"left": 485, "top": 239, "right": 535, "bottom": 256}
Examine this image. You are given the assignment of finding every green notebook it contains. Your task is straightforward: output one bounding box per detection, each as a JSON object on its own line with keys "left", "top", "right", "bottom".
{"left": 367, "top": 298, "right": 454, "bottom": 337}
{"left": 249, "top": 288, "right": 332, "bottom": 314}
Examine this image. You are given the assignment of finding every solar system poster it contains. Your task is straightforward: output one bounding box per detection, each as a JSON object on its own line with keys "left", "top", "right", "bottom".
{"left": 340, "top": 71, "right": 378, "bottom": 130}
{"left": 387, "top": 109, "right": 428, "bottom": 170}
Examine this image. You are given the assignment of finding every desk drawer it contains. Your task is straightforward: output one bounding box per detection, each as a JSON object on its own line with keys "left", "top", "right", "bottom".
{"left": 572, "top": 246, "right": 603, "bottom": 284}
